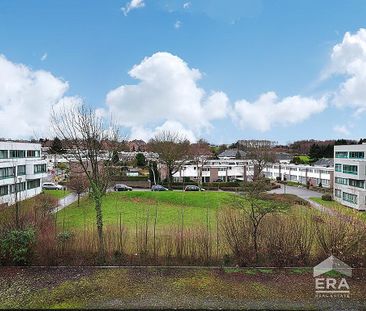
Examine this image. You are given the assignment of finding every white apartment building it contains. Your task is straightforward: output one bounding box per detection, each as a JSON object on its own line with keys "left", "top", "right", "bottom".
{"left": 173, "top": 159, "right": 333, "bottom": 188}
{"left": 0, "top": 141, "right": 48, "bottom": 206}
{"left": 334, "top": 144, "right": 366, "bottom": 211}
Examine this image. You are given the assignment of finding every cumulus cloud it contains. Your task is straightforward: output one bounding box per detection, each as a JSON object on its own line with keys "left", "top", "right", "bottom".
{"left": 232, "top": 92, "right": 327, "bottom": 132}
{"left": 0, "top": 54, "right": 69, "bottom": 139}
{"left": 121, "top": 0, "right": 145, "bottom": 16}
{"left": 174, "top": 20, "right": 182, "bottom": 29}
{"left": 105, "top": 52, "right": 229, "bottom": 141}
{"left": 325, "top": 28, "right": 366, "bottom": 114}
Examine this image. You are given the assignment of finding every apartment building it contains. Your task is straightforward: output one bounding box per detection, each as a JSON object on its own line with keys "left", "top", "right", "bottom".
{"left": 334, "top": 144, "right": 366, "bottom": 211}
{"left": 173, "top": 159, "right": 333, "bottom": 187}
{"left": 0, "top": 141, "right": 48, "bottom": 206}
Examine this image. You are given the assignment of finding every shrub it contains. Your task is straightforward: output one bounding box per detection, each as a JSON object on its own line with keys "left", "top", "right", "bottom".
{"left": 0, "top": 228, "right": 36, "bottom": 265}
{"left": 321, "top": 194, "right": 332, "bottom": 201}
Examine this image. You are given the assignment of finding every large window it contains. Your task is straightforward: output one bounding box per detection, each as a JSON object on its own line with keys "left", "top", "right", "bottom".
{"left": 335, "top": 151, "right": 348, "bottom": 158}
{"left": 9, "top": 150, "right": 26, "bottom": 158}
{"left": 34, "top": 164, "right": 46, "bottom": 174}
{"left": 0, "top": 185, "right": 8, "bottom": 197}
{"left": 0, "top": 167, "right": 15, "bottom": 179}
{"left": 27, "top": 150, "right": 40, "bottom": 158}
{"left": 335, "top": 164, "right": 342, "bottom": 172}
{"left": 335, "top": 177, "right": 348, "bottom": 185}
{"left": 10, "top": 182, "right": 26, "bottom": 193}
{"left": 343, "top": 192, "right": 358, "bottom": 204}
{"left": 27, "top": 179, "right": 40, "bottom": 190}
{"left": 335, "top": 189, "right": 342, "bottom": 198}
{"left": 17, "top": 165, "right": 26, "bottom": 176}
{"left": 349, "top": 151, "right": 364, "bottom": 159}
{"left": 0, "top": 150, "right": 8, "bottom": 159}
{"left": 343, "top": 164, "right": 358, "bottom": 175}
{"left": 349, "top": 179, "right": 365, "bottom": 189}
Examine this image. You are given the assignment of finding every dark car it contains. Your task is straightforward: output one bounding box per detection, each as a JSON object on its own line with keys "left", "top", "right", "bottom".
{"left": 214, "top": 178, "right": 224, "bottom": 182}
{"left": 184, "top": 185, "right": 205, "bottom": 192}
{"left": 114, "top": 184, "right": 133, "bottom": 191}
{"left": 151, "top": 185, "right": 168, "bottom": 191}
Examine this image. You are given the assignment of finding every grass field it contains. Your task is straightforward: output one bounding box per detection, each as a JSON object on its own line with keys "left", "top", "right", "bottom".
{"left": 44, "top": 189, "right": 71, "bottom": 200}
{"left": 57, "top": 191, "right": 237, "bottom": 230}
{"left": 310, "top": 197, "right": 366, "bottom": 223}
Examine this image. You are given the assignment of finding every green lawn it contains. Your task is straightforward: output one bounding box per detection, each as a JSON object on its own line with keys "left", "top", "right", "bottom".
{"left": 44, "top": 189, "right": 71, "bottom": 200}
{"left": 57, "top": 191, "right": 237, "bottom": 230}
{"left": 310, "top": 197, "right": 366, "bottom": 223}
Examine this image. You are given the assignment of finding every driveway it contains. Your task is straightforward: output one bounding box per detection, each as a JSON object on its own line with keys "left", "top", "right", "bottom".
{"left": 268, "top": 184, "right": 337, "bottom": 216}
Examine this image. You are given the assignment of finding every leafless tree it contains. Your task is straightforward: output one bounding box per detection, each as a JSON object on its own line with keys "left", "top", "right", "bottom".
{"left": 189, "top": 139, "right": 212, "bottom": 185}
{"left": 148, "top": 131, "right": 190, "bottom": 189}
{"left": 67, "top": 173, "right": 89, "bottom": 207}
{"left": 51, "top": 104, "right": 120, "bottom": 262}
{"left": 244, "top": 141, "right": 276, "bottom": 180}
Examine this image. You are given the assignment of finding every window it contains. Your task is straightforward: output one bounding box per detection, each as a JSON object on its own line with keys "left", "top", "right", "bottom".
{"left": 335, "top": 177, "right": 348, "bottom": 185}
{"left": 335, "top": 164, "right": 342, "bottom": 172}
{"left": 335, "top": 151, "right": 348, "bottom": 158}
{"left": 0, "top": 167, "right": 15, "bottom": 179}
{"left": 27, "top": 179, "right": 40, "bottom": 190}
{"left": 349, "top": 151, "right": 364, "bottom": 159}
{"left": 9, "top": 150, "right": 26, "bottom": 158}
{"left": 335, "top": 189, "right": 342, "bottom": 198}
{"left": 343, "top": 164, "right": 358, "bottom": 175}
{"left": 0, "top": 185, "right": 8, "bottom": 196}
{"left": 17, "top": 165, "right": 26, "bottom": 176}
{"left": 0, "top": 150, "right": 8, "bottom": 159}
{"left": 349, "top": 179, "right": 365, "bottom": 189}
{"left": 343, "top": 192, "right": 358, "bottom": 204}
{"left": 34, "top": 164, "right": 46, "bottom": 174}
{"left": 10, "top": 182, "right": 26, "bottom": 193}
{"left": 27, "top": 150, "right": 40, "bottom": 158}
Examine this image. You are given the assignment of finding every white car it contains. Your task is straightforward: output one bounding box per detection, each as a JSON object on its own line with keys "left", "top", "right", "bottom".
{"left": 42, "top": 182, "right": 64, "bottom": 190}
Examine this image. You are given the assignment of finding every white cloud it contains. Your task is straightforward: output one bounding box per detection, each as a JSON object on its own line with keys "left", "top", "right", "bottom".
{"left": 41, "top": 52, "right": 48, "bottom": 61}
{"left": 183, "top": 2, "right": 191, "bottom": 9}
{"left": 232, "top": 92, "right": 327, "bottom": 132}
{"left": 333, "top": 124, "right": 351, "bottom": 136}
{"left": 325, "top": 28, "right": 366, "bottom": 114}
{"left": 105, "top": 52, "right": 229, "bottom": 140}
{"left": 121, "top": 0, "right": 145, "bottom": 16}
{"left": 174, "top": 20, "right": 182, "bottom": 29}
{"left": 0, "top": 54, "right": 69, "bottom": 139}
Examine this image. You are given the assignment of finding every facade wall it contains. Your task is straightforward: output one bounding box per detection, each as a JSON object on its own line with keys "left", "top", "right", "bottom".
{"left": 334, "top": 144, "right": 366, "bottom": 211}
{"left": 0, "top": 142, "right": 47, "bottom": 206}
{"left": 173, "top": 159, "right": 333, "bottom": 188}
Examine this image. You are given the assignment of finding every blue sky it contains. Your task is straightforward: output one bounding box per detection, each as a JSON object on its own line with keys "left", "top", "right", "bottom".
{"left": 1, "top": 0, "right": 366, "bottom": 144}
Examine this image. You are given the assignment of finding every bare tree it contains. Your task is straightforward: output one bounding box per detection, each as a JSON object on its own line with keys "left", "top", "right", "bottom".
{"left": 148, "top": 131, "right": 190, "bottom": 189}
{"left": 51, "top": 104, "right": 119, "bottom": 262}
{"left": 243, "top": 141, "right": 276, "bottom": 180}
{"left": 67, "top": 173, "right": 89, "bottom": 207}
{"left": 189, "top": 139, "right": 212, "bottom": 185}
{"left": 234, "top": 180, "right": 289, "bottom": 264}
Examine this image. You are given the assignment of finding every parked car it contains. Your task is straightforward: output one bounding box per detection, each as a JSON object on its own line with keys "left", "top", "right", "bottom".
{"left": 151, "top": 185, "right": 168, "bottom": 191}
{"left": 214, "top": 178, "right": 224, "bottom": 182}
{"left": 42, "top": 182, "right": 64, "bottom": 190}
{"left": 184, "top": 185, "right": 205, "bottom": 192}
{"left": 114, "top": 184, "right": 133, "bottom": 191}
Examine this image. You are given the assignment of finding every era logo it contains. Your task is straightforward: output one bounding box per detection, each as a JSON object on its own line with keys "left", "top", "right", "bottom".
{"left": 315, "top": 278, "right": 350, "bottom": 290}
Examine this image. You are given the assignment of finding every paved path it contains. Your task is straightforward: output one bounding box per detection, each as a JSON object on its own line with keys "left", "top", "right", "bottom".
{"left": 269, "top": 184, "right": 337, "bottom": 216}
{"left": 52, "top": 193, "right": 79, "bottom": 214}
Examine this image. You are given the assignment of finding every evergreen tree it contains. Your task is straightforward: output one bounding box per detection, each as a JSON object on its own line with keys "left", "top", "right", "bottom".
{"left": 49, "top": 137, "right": 63, "bottom": 154}
{"left": 135, "top": 153, "right": 146, "bottom": 167}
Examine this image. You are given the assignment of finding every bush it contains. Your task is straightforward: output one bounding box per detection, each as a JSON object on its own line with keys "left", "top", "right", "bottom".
{"left": 0, "top": 228, "right": 36, "bottom": 265}
{"left": 321, "top": 194, "right": 332, "bottom": 201}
